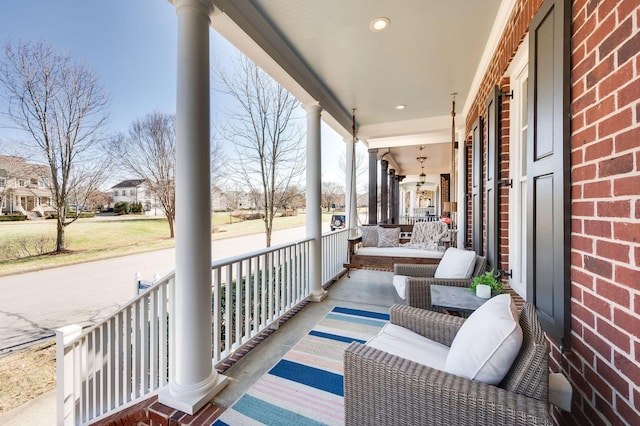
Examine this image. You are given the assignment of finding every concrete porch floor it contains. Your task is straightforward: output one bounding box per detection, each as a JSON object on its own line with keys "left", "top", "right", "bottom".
{"left": 213, "top": 268, "right": 397, "bottom": 409}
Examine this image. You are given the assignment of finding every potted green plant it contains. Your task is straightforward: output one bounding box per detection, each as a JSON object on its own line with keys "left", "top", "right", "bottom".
{"left": 470, "top": 269, "right": 504, "bottom": 298}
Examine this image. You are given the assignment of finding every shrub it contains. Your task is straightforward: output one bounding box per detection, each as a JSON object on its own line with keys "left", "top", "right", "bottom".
{"left": 0, "top": 234, "right": 56, "bottom": 259}
{"left": 113, "top": 201, "right": 131, "bottom": 215}
{"left": 130, "top": 202, "right": 143, "bottom": 213}
{"left": 0, "top": 214, "right": 27, "bottom": 222}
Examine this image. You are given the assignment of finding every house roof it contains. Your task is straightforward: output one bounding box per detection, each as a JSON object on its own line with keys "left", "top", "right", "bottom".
{"left": 111, "top": 179, "right": 145, "bottom": 189}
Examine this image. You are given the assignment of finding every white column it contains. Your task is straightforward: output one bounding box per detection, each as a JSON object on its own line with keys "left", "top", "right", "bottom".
{"left": 345, "top": 136, "right": 358, "bottom": 237}
{"left": 305, "top": 103, "right": 326, "bottom": 302}
{"left": 159, "top": 0, "right": 227, "bottom": 414}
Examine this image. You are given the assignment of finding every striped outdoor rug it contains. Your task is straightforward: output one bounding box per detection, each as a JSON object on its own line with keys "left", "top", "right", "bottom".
{"left": 213, "top": 306, "right": 389, "bottom": 426}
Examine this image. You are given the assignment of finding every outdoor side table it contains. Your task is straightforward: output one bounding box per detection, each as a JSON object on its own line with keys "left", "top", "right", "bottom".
{"left": 430, "top": 284, "right": 489, "bottom": 316}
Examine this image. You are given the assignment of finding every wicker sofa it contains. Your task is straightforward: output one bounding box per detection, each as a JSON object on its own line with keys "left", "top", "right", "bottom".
{"left": 344, "top": 303, "right": 551, "bottom": 426}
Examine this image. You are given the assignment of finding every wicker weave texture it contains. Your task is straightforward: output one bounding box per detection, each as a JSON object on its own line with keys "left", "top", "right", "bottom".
{"left": 344, "top": 303, "right": 552, "bottom": 426}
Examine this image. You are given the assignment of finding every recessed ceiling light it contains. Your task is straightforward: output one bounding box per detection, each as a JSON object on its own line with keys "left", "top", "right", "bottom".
{"left": 395, "top": 104, "right": 406, "bottom": 110}
{"left": 370, "top": 17, "right": 390, "bottom": 32}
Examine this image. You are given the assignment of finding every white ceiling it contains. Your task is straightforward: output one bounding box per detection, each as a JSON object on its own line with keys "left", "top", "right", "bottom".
{"left": 211, "top": 0, "right": 505, "bottom": 186}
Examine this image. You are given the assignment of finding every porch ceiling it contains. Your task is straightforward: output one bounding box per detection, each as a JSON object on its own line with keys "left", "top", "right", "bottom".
{"left": 211, "top": 0, "right": 506, "bottom": 180}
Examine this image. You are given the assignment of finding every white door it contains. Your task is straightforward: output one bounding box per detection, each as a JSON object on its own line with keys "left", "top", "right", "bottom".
{"left": 508, "top": 41, "right": 528, "bottom": 297}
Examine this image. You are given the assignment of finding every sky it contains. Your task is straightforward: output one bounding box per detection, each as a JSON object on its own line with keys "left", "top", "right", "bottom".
{"left": 0, "top": 0, "right": 352, "bottom": 186}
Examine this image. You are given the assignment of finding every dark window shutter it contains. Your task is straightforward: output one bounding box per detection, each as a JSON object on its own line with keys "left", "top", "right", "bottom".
{"left": 471, "top": 117, "right": 483, "bottom": 255}
{"left": 527, "top": 0, "right": 571, "bottom": 349}
{"left": 486, "top": 86, "right": 500, "bottom": 270}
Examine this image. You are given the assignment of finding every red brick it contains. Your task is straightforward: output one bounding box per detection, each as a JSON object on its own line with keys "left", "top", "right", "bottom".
{"left": 586, "top": 10, "right": 616, "bottom": 52}
{"left": 585, "top": 361, "right": 614, "bottom": 400}
{"left": 598, "top": 16, "right": 632, "bottom": 59}
{"left": 573, "top": 200, "right": 595, "bottom": 216}
{"left": 586, "top": 55, "right": 615, "bottom": 89}
{"left": 614, "top": 308, "right": 640, "bottom": 346}
{"left": 585, "top": 138, "right": 613, "bottom": 161}
{"left": 594, "top": 393, "right": 619, "bottom": 423}
{"left": 585, "top": 95, "right": 616, "bottom": 125}
{"left": 599, "top": 153, "right": 634, "bottom": 177}
{"left": 613, "top": 222, "right": 640, "bottom": 243}
{"left": 596, "top": 317, "right": 630, "bottom": 352}
{"left": 596, "top": 358, "right": 631, "bottom": 399}
{"left": 573, "top": 50, "right": 597, "bottom": 87}
{"left": 613, "top": 393, "right": 640, "bottom": 426}
{"left": 584, "top": 290, "right": 612, "bottom": 319}
{"left": 598, "top": 107, "right": 633, "bottom": 138}
{"left": 614, "top": 175, "right": 640, "bottom": 196}
{"left": 615, "top": 126, "right": 640, "bottom": 153}
{"left": 614, "top": 264, "right": 640, "bottom": 290}
{"left": 584, "top": 219, "right": 612, "bottom": 238}
{"left": 572, "top": 268, "right": 594, "bottom": 291}
{"left": 618, "top": 28, "right": 640, "bottom": 65}
{"left": 583, "top": 180, "right": 612, "bottom": 198}
{"left": 573, "top": 164, "right": 597, "bottom": 182}
{"left": 617, "top": 72, "right": 640, "bottom": 109}
{"left": 596, "top": 278, "right": 631, "bottom": 306}
{"left": 573, "top": 234, "right": 594, "bottom": 253}
{"left": 596, "top": 200, "right": 631, "bottom": 218}
{"left": 573, "top": 301, "right": 597, "bottom": 328}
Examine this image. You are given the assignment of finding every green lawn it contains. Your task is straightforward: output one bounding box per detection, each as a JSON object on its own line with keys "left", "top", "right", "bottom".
{"left": 0, "top": 211, "right": 336, "bottom": 276}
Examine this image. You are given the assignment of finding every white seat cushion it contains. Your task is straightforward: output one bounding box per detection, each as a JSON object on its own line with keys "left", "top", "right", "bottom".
{"left": 444, "top": 294, "right": 523, "bottom": 385}
{"left": 434, "top": 248, "right": 477, "bottom": 279}
{"left": 355, "top": 247, "right": 444, "bottom": 259}
{"left": 367, "top": 323, "right": 449, "bottom": 370}
{"left": 393, "top": 274, "right": 408, "bottom": 299}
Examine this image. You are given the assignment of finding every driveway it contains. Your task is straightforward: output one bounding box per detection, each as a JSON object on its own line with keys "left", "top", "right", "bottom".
{"left": 0, "top": 225, "right": 328, "bottom": 352}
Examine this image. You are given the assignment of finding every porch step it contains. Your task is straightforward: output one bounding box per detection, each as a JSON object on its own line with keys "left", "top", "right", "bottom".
{"left": 94, "top": 396, "right": 225, "bottom": 426}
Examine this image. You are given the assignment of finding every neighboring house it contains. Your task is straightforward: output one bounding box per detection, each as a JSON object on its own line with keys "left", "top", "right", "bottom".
{"left": 111, "top": 179, "right": 163, "bottom": 215}
{"left": 212, "top": 186, "right": 258, "bottom": 211}
{"left": 0, "top": 154, "right": 55, "bottom": 218}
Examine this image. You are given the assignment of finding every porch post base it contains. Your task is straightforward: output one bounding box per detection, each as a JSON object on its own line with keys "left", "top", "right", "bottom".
{"left": 158, "top": 374, "right": 228, "bottom": 415}
{"left": 310, "top": 290, "right": 328, "bottom": 302}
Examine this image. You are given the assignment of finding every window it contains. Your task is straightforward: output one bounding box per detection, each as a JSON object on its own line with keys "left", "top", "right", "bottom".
{"left": 130, "top": 189, "right": 135, "bottom": 196}
{"left": 18, "top": 179, "right": 25, "bottom": 187}
{"left": 114, "top": 190, "right": 119, "bottom": 197}
{"left": 0, "top": 177, "right": 5, "bottom": 187}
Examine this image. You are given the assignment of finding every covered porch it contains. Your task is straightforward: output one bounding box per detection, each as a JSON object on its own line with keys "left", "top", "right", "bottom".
{"left": 56, "top": 0, "right": 640, "bottom": 424}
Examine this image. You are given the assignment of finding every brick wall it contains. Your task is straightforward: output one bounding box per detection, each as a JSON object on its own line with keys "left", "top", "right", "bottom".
{"left": 561, "top": 0, "right": 640, "bottom": 423}
{"left": 463, "top": 0, "right": 640, "bottom": 424}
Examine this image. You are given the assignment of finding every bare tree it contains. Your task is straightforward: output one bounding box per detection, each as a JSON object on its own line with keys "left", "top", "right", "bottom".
{"left": 109, "top": 112, "right": 176, "bottom": 237}
{"left": 338, "top": 142, "right": 369, "bottom": 193}
{"left": 0, "top": 41, "right": 110, "bottom": 252}
{"left": 214, "top": 55, "right": 305, "bottom": 247}
{"left": 321, "top": 181, "right": 344, "bottom": 212}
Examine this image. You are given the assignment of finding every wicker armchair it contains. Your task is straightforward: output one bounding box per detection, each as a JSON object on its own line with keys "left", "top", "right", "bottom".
{"left": 344, "top": 303, "right": 551, "bottom": 426}
{"left": 394, "top": 255, "right": 487, "bottom": 314}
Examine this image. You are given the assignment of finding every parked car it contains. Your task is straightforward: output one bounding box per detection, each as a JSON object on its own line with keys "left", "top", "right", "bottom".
{"left": 330, "top": 214, "right": 346, "bottom": 231}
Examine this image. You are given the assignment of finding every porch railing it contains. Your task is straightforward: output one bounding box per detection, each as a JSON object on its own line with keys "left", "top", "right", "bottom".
{"left": 57, "top": 231, "right": 348, "bottom": 425}
{"left": 399, "top": 215, "right": 439, "bottom": 225}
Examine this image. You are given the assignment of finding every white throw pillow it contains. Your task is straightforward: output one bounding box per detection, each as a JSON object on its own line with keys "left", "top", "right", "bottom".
{"left": 434, "top": 248, "right": 477, "bottom": 279}
{"left": 444, "top": 294, "right": 523, "bottom": 385}
{"left": 360, "top": 226, "right": 378, "bottom": 247}
{"left": 377, "top": 227, "right": 400, "bottom": 248}
{"left": 392, "top": 275, "right": 408, "bottom": 299}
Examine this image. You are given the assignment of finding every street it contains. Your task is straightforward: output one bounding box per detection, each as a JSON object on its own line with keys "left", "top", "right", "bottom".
{"left": 0, "top": 225, "right": 322, "bottom": 352}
